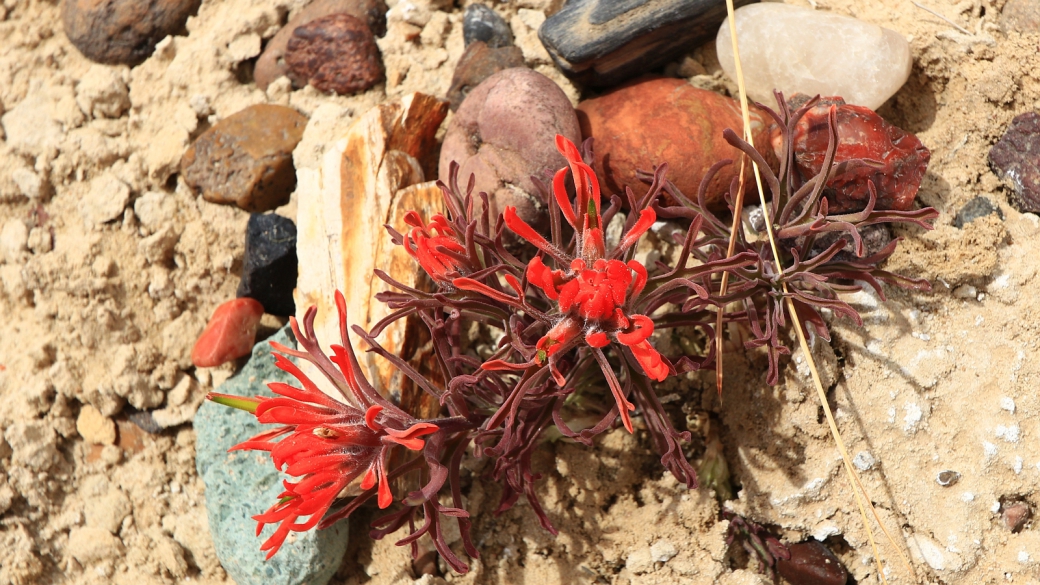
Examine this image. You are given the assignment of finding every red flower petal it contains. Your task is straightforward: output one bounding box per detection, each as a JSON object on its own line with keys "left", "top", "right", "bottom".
{"left": 585, "top": 331, "right": 609, "bottom": 348}
{"left": 616, "top": 314, "right": 654, "bottom": 346}
{"left": 630, "top": 340, "right": 669, "bottom": 382}
{"left": 618, "top": 208, "right": 656, "bottom": 252}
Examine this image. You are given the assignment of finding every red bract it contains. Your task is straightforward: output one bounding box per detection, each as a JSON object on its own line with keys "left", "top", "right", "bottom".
{"left": 214, "top": 291, "right": 439, "bottom": 559}
{"left": 403, "top": 211, "right": 467, "bottom": 283}
{"left": 478, "top": 135, "right": 670, "bottom": 431}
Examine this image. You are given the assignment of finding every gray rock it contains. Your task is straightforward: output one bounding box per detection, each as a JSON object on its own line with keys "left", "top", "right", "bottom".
{"left": 538, "top": 0, "right": 755, "bottom": 87}
{"left": 953, "top": 196, "right": 1003, "bottom": 228}
{"left": 463, "top": 4, "right": 513, "bottom": 48}
{"left": 195, "top": 326, "right": 349, "bottom": 585}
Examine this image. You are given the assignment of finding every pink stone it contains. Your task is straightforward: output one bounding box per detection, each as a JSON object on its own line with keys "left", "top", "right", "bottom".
{"left": 191, "top": 298, "right": 265, "bottom": 368}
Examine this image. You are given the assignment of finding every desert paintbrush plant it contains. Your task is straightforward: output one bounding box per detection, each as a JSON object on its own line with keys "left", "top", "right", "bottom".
{"left": 209, "top": 122, "right": 936, "bottom": 573}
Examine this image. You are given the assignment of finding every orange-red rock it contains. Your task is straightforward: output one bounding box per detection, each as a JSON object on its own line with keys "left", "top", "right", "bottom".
{"left": 191, "top": 298, "right": 265, "bottom": 368}
{"left": 576, "top": 77, "right": 775, "bottom": 209}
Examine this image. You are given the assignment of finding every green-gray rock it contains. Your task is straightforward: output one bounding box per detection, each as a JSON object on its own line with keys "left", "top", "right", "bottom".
{"left": 195, "top": 326, "right": 349, "bottom": 585}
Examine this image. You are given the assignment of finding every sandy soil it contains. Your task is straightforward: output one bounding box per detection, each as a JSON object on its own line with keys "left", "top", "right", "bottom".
{"left": 1, "top": 0, "right": 1039, "bottom": 584}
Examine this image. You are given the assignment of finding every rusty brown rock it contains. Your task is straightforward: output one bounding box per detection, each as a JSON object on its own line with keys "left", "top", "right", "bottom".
{"left": 284, "top": 13, "right": 384, "bottom": 95}
{"left": 447, "top": 41, "right": 525, "bottom": 112}
{"left": 439, "top": 68, "right": 581, "bottom": 228}
{"left": 62, "top": 0, "right": 199, "bottom": 66}
{"left": 254, "top": 0, "right": 387, "bottom": 90}
{"left": 180, "top": 104, "right": 307, "bottom": 213}
{"left": 576, "top": 77, "right": 775, "bottom": 209}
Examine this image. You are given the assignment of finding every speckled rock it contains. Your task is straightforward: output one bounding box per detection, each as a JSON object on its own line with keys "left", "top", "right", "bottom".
{"left": 439, "top": 68, "right": 580, "bottom": 227}
{"left": 195, "top": 326, "right": 349, "bottom": 585}
{"left": 463, "top": 4, "right": 512, "bottom": 48}
{"left": 180, "top": 105, "right": 307, "bottom": 212}
{"left": 447, "top": 41, "right": 525, "bottom": 111}
{"left": 989, "top": 111, "right": 1040, "bottom": 213}
{"left": 254, "top": 0, "right": 387, "bottom": 90}
{"left": 576, "top": 77, "right": 774, "bottom": 209}
{"left": 284, "top": 13, "right": 384, "bottom": 95}
{"left": 62, "top": 0, "right": 200, "bottom": 65}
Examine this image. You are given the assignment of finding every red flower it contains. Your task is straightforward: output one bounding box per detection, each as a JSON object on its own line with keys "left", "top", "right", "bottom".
{"left": 212, "top": 291, "right": 439, "bottom": 559}
{"left": 403, "top": 211, "right": 467, "bottom": 283}
{"left": 472, "top": 135, "right": 672, "bottom": 432}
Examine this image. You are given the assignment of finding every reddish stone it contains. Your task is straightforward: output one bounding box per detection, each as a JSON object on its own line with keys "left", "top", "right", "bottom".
{"left": 284, "top": 13, "right": 384, "bottom": 95}
{"left": 576, "top": 77, "right": 776, "bottom": 210}
{"left": 254, "top": 0, "right": 387, "bottom": 90}
{"left": 191, "top": 298, "right": 265, "bottom": 368}
{"left": 791, "top": 96, "right": 930, "bottom": 214}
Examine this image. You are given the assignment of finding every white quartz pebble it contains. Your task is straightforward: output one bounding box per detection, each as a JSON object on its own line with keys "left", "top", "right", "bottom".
{"left": 716, "top": 4, "right": 912, "bottom": 110}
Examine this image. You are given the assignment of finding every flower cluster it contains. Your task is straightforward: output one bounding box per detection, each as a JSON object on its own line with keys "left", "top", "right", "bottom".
{"left": 215, "top": 96, "right": 936, "bottom": 573}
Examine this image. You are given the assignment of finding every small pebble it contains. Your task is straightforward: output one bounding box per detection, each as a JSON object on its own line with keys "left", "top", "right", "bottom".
{"left": 440, "top": 68, "right": 581, "bottom": 228}
{"left": 181, "top": 105, "right": 307, "bottom": 213}
{"left": 953, "top": 196, "right": 1003, "bottom": 228}
{"left": 989, "top": 112, "right": 1040, "bottom": 213}
{"left": 62, "top": 0, "right": 198, "bottom": 65}
{"left": 776, "top": 541, "right": 848, "bottom": 585}
{"left": 852, "top": 451, "right": 876, "bottom": 471}
{"left": 936, "top": 470, "right": 961, "bottom": 487}
{"left": 237, "top": 213, "right": 298, "bottom": 317}
{"left": 255, "top": 0, "right": 387, "bottom": 90}
{"left": 952, "top": 284, "right": 977, "bottom": 299}
{"left": 285, "top": 13, "right": 384, "bottom": 95}
{"left": 463, "top": 4, "right": 513, "bottom": 48}
{"left": 76, "top": 405, "right": 117, "bottom": 445}
{"left": 447, "top": 41, "right": 524, "bottom": 111}
{"left": 191, "top": 298, "right": 266, "bottom": 368}
{"left": 541, "top": 0, "right": 749, "bottom": 87}
{"left": 576, "top": 77, "right": 774, "bottom": 209}
{"left": 718, "top": 4, "right": 912, "bottom": 110}
{"left": 791, "top": 96, "right": 929, "bottom": 214}
{"left": 127, "top": 409, "right": 163, "bottom": 434}
{"left": 1002, "top": 502, "right": 1031, "bottom": 532}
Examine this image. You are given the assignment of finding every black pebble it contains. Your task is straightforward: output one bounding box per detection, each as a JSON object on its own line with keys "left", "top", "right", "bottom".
{"left": 953, "top": 196, "right": 1003, "bottom": 228}
{"left": 463, "top": 4, "right": 513, "bottom": 48}
{"left": 237, "top": 213, "right": 298, "bottom": 316}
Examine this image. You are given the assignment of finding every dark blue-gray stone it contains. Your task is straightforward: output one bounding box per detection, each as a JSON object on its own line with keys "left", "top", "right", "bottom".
{"left": 538, "top": 0, "right": 757, "bottom": 87}
{"left": 463, "top": 4, "right": 513, "bottom": 48}
{"left": 237, "top": 213, "right": 298, "bottom": 316}
{"left": 953, "top": 196, "right": 1004, "bottom": 228}
{"left": 195, "top": 326, "right": 349, "bottom": 585}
